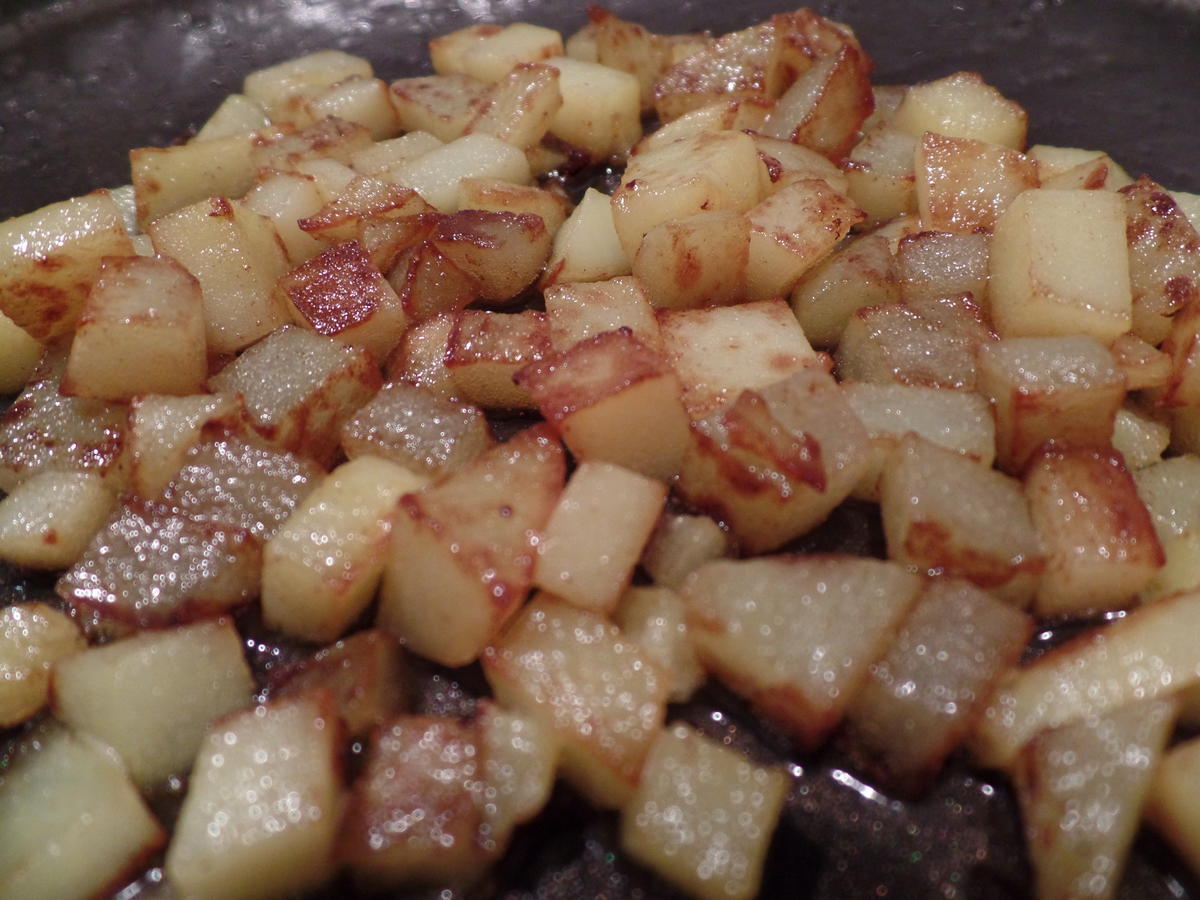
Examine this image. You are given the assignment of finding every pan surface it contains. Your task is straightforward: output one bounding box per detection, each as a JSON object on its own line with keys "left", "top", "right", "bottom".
{"left": 1, "top": 1, "right": 1200, "bottom": 898}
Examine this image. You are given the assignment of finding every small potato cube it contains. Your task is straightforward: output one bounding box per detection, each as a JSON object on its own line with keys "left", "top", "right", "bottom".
{"left": 0, "top": 603, "right": 84, "bottom": 727}
{"left": 588, "top": 8, "right": 673, "bottom": 112}
{"left": 0, "top": 312, "right": 41, "bottom": 395}
{"left": 1111, "top": 332, "right": 1171, "bottom": 392}
{"left": 0, "top": 191, "right": 134, "bottom": 339}
{"left": 539, "top": 187, "right": 631, "bottom": 287}
{"left": 385, "top": 238, "right": 479, "bottom": 322}
{"left": 762, "top": 45, "right": 873, "bottom": 161}
{"left": 790, "top": 233, "right": 899, "bottom": 348}
{"left": 193, "top": 92, "right": 270, "bottom": 141}
{"left": 989, "top": 188, "right": 1132, "bottom": 342}
{"left": 208, "top": 324, "right": 382, "bottom": 465}
{"left": 751, "top": 134, "right": 849, "bottom": 196}
{"left": 634, "top": 98, "right": 770, "bottom": 156}
{"left": 544, "top": 276, "right": 661, "bottom": 351}
{"left": 457, "top": 23, "right": 564, "bottom": 83}
{"left": 977, "top": 336, "right": 1126, "bottom": 474}
{"left": 431, "top": 209, "right": 552, "bottom": 301}
{"left": 477, "top": 701, "right": 560, "bottom": 843}
{"left": 640, "top": 512, "right": 732, "bottom": 590}
{"left": 383, "top": 312, "right": 456, "bottom": 397}
{"left": 131, "top": 133, "right": 262, "bottom": 227}
{"left": 148, "top": 197, "right": 291, "bottom": 354}
{"left": 533, "top": 462, "right": 667, "bottom": 613}
{"left": 543, "top": 56, "right": 641, "bottom": 160}
{"left": 483, "top": 596, "right": 668, "bottom": 808}
{"left": 430, "top": 24, "right": 503, "bottom": 74}
{"left": 444, "top": 309, "right": 550, "bottom": 410}
{"left": 683, "top": 555, "right": 921, "bottom": 750}
{"left": 254, "top": 118, "right": 374, "bottom": 173}
{"left": 289, "top": 76, "right": 400, "bottom": 139}
{"left": 914, "top": 133, "right": 1037, "bottom": 233}
{"left": 842, "top": 125, "right": 918, "bottom": 226}
{"left": 633, "top": 210, "right": 749, "bottom": 309}
{"left": 0, "top": 471, "right": 114, "bottom": 570}
{"left": 516, "top": 328, "right": 690, "bottom": 481}
{"left": 243, "top": 171, "right": 327, "bottom": 263}
{"left": 614, "top": 586, "right": 705, "bottom": 703}
{"left": 880, "top": 434, "right": 1043, "bottom": 606}
{"left": 891, "top": 71, "right": 1027, "bottom": 149}
{"left": 62, "top": 256, "right": 206, "bottom": 400}
{"left": 166, "top": 696, "right": 342, "bottom": 900}
{"left": 895, "top": 229, "right": 990, "bottom": 305}
{"left": 0, "top": 726, "right": 165, "bottom": 900}
{"left": 620, "top": 723, "right": 788, "bottom": 900}
{"left": 243, "top": 49, "right": 372, "bottom": 118}
{"left": 378, "top": 425, "right": 565, "bottom": 667}
{"left": 457, "top": 176, "right": 568, "bottom": 234}
{"left": 1025, "top": 444, "right": 1163, "bottom": 619}
{"left": 52, "top": 619, "right": 255, "bottom": 787}
{"left": 1112, "top": 404, "right": 1170, "bottom": 470}
{"left": 388, "top": 74, "right": 491, "bottom": 143}
{"left": 465, "top": 63, "right": 562, "bottom": 150}
{"left": 263, "top": 456, "right": 428, "bottom": 644}
{"left": 297, "top": 177, "right": 431, "bottom": 245}
{"left": 127, "top": 393, "right": 243, "bottom": 499}
{"left": 389, "top": 133, "right": 532, "bottom": 212}
{"left": 350, "top": 131, "right": 444, "bottom": 176}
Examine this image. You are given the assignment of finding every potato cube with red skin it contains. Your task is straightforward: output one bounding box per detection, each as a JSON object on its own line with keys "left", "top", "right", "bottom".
{"left": 790, "top": 233, "right": 899, "bottom": 348}
{"left": 0, "top": 603, "right": 84, "bottom": 727}
{"left": 483, "top": 596, "right": 668, "bottom": 808}
{"left": 762, "top": 44, "right": 873, "bottom": 161}
{"left": 166, "top": 695, "right": 343, "bottom": 900}
{"left": 533, "top": 462, "right": 667, "bottom": 614}
{"left": 620, "top": 723, "right": 788, "bottom": 900}
{"left": 444, "top": 309, "right": 550, "bottom": 410}
{"left": 430, "top": 209, "right": 552, "bottom": 301}
{"left": 377, "top": 425, "right": 565, "bottom": 667}
{"left": 539, "top": 187, "right": 631, "bottom": 288}
{"left": 633, "top": 210, "right": 749, "bottom": 310}
{"left": 544, "top": 276, "right": 662, "bottom": 352}
{"left": 263, "top": 456, "right": 428, "bottom": 644}
{"left": 891, "top": 72, "right": 1028, "bottom": 149}
{"left": 297, "top": 177, "right": 432, "bottom": 245}
{"left": 914, "top": 133, "right": 1037, "bottom": 234}
{"left": 208, "top": 324, "right": 381, "bottom": 466}
{"left": 0, "top": 726, "right": 165, "bottom": 900}
{"left": 516, "top": 327, "right": 690, "bottom": 481}
{"left": 1016, "top": 697, "right": 1176, "bottom": 900}
{"left": 615, "top": 586, "right": 706, "bottom": 703}
{"left": 148, "top": 196, "right": 291, "bottom": 354}
{"left": 677, "top": 367, "right": 872, "bottom": 555}
{"left": 842, "top": 578, "right": 1032, "bottom": 796}
{"left": 658, "top": 299, "right": 819, "bottom": 419}
{"left": 52, "top": 619, "right": 255, "bottom": 788}
{"left": 977, "top": 335, "right": 1126, "bottom": 474}
{"left": 0, "top": 471, "right": 115, "bottom": 570}
{"left": 896, "top": 230, "right": 990, "bottom": 305}
{"left": 683, "top": 555, "right": 921, "bottom": 751}
{"left": 0, "top": 191, "right": 134, "bottom": 340}
{"left": 278, "top": 239, "right": 408, "bottom": 360}
{"left": 62, "top": 255, "right": 206, "bottom": 400}
{"left": 388, "top": 74, "right": 491, "bottom": 143}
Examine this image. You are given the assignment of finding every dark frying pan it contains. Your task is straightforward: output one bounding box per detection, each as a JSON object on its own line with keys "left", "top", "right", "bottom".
{"left": 1, "top": 1, "right": 1199, "bottom": 898}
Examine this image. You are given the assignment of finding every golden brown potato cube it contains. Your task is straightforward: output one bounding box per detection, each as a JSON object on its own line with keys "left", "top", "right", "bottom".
{"left": 386, "top": 237, "right": 479, "bottom": 322}
{"left": 0, "top": 603, "right": 84, "bottom": 727}
{"left": 148, "top": 197, "right": 291, "bottom": 354}
{"left": 762, "top": 44, "right": 873, "bottom": 161}
{"left": 542, "top": 56, "right": 641, "bottom": 161}
{"left": 619, "top": 723, "right": 788, "bottom": 900}
{"left": 0, "top": 350, "right": 128, "bottom": 493}
{"left": 640, "top": 512, "right": 731, "bottom": 590}
{"left": 533, "top": 462, "right": 667, "bottom": 614}
{"left": 658, "top": 299, "right": 818, "bottom": 418}
{"left": 483, "top": 596, "right": 668, "bottom": 808}
{"left": 340, "top": 381, "right": 493, "bottom": 476}
{"left": 891, "top": 71, "right": 1027, "bottom": 149}
{"left": 515, "top": 328, "right": 691, "bottom": 481}
{"left": 251, "top": 116, "right": 374, "bottom": 172}
{"left": 464, "top": 62, "right": 562, "bottom": 150}
{"left": 0, "top": 471, "right": 114, "bottom": 571}
{"left": 62, "top": 256, "right": 206, "bottom": 400}
{"left": 1040, "top": 153, "right": 1131, "bottom": 192}
{"left": 287, "top": 76, "right": 401, "bottom": 140}
{"left": 242, "top": 171, "right": 327, "bottom": 263}
{"left": 744, "top": 178, "right": 863, "bottom": 301}
{"left": 208, "top": 324, "right": 381, "bottom": 465}
{"left": 835, "top": 294, "right": 995, "bottom": 391}
{"left": 388, "top": 133, "right": 533, "bottom": 213}
{"left": 587, "top": 7, "right": 672, "bottom": 111}
{"left": 914, "top": 133, "right": 1037, "bottom": 234}
{"left": 544, "top": 276, "right": 661, "bottom": 351}
{"left": 1025, "top": 444, "right": 1163, "bottom": 619}
{"left": 895, "top": 229, "right": 990, "bottom": 305}
{"left": 633, "top": 210, "right": 749, "bottom": 309}
{"left": 278, "top": 239, "right": 408, "bottom": 360}
{"left": 989, "top": 188, "right": 1131, "bottom": 342}
{"left": 790, "top": 233, "right": 899, "bottom": 347}
{"left": 977, "top": 335, "right": 1126, "bottom": 474}
{"left": 880, "top": 434, "right": 1044, "bottom": 606}
{"left": 651, "top": 20, "right": 781, "bottom": 122}
{"left": 843, "top": 578, "right": 1031, "bottom": 796}
{"left": 243, "top": 49, "right": 373, "bottom": 118}
{"left": 0, "top": 191, "right": 134, "bottom": 339}
{"left": 377, "top": 425, "right": 565, "bottom": 667}
{"left": 457, "top": 176, "right": 568, "bottom": 234}
{"left": 683, "top": 555, "right": 921, "bottom": 751}
{"left": 383, "top": 312, "right": 456, "bottom": 398}
{"left": 298, "top": 176, "right": 431, "bottom": 245}
{"left": 430, "top": 209, "right": 552, "bottom": 301}
{"left": 131, "top": 132, "right": 262, "bottom": 228}
{"left": 1015, "top": 697, "right": 1176, "bottom": 900}
{"left": 614, "top": 586, "right": 705, "bottom": 703}
{"left": 444, "top": 308, "right": 549, "bottom": 410}
{"left": 388, "top": 73, "right": 491, "bottom": 142}
{"left": 677, "top": 367, "right": 872, "bottom": 554}
{"left": 539, "top": 187, "right": 631, "bottom": 287}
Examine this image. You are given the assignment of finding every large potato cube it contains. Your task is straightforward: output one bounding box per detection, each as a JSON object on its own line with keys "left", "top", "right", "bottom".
{"left": 891, "top": 71, "right": 1027, "bottom": 149}
{"left": 633, "top": 210, "right": 749, "bottom": 309}
{"left": 131, "top": 132, "right": 263, "bottom": 227}
{"left": 544, "top": 276, "right": 661, "bottom": 351}
{"left": 914, "top": 132, "right": 1037, "bottom": 233}
{"left": 790, "top": 233, "right": 899, "bottom": 347}
{"left": 388, "top": 133, "right": 532, "bottom": 212}
{"left": 543, "top": 56, "right": 641, "bottom": 160}
{"left": 127, "top": 392, "right": 244, "bottom": 499}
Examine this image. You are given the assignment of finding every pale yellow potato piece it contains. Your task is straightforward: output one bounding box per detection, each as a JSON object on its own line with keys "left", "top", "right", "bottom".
{"left": 465, "top": 63, "right": 562, "bottom": 151}
{"left": 640, "top": 512, "right": 731, "bottom": 590}
{"left": 790, "top": 233, "right": 899, "bottom": 348}
{"left": 429, "top": 23, "right": 503, "bottom": 74}
{"left": 0, "top": 603, "right": 84, "bottom": 727}
{"left": 350, "top": 131, "right": 444, "bottom": 175}
{"left": 989, "top": 188, "right": 1132, "bottom": 342}
{"left": 540, "top": 187, "right": 631, "bottom": 287}
{"left": 243, "top": 49, "right": 372, "bottom": 118}
{"left": 131, "top": 132, "right": 262, "bottom": 227}
{"left": 459, "top": 24, "right": 564, "bottom": 82}
{"left": 192, "top": 93, "right": 270, "bottom": 141}
{"left": 0, "top": 312, "right": 41, "bottom": 394}
{"left": 243, "top": 170, "right": 328, "bottom": 264}
{"left": 544, "top": 276, "right": 660, "bottom": 351}
{"left": 533, "top": 461, "right": 667, "bottom": 614}
{"left": 263, "top": 456, "right": 428, "bottom": 644}
{"left": 614, "top": 586, "right": 705, "bottom": 703}
{"left": 1147, "top": 735, "right": 1200, "bottom": 877}
{"left": 128, "top": 393, "right": 242, "bottom": 499}
{"left": 634, "top": 210, "right": 749, "bottom": 309}
{"left": 544, "top": 56, "right": 641, "bottom": 159}
{"left": 388, "top": 133, "right": 532, "bottom": 212}
{"left": 458, "top": 176, "right": 568, "bottom": 235}
{"left": 891, "top": 71, "right": 1027, "bottom": 149}
{"left": 0, "top": 471, "right": 114, "bottom": 570}
{"left": 292, "top": 76, "right": 400, "bottom": 139}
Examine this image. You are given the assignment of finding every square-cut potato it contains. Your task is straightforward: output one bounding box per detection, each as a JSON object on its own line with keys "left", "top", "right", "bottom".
{"left": 0, "top": 471, "right": 114, "bottom": 571}
{"left": 127, "top": 393, "right": 243, "bottom": 499}
{"left": 458, "top": 176, "right": 568, "bottom": 234}
{"left": 1146, "top": 735, "right": 1200, "bottom": 878}
{"left": 350, "top": 131, "right": 444, "bottom": 176}
{"left": 633, "top": 210, "right": 749, "bottom": 309}
{"left": 0, "top": 603, "right": 84, "bottom": 727}
{"left": 614, "top": 586, "right": 705, "bottom": 703}
{"left": 633, "top": 98, "right": 770, "bottom": 156}
{"left": 544, "top": 276, "right": 661, "bottom": 351}
{"left": 762, "top": 44, "right": 873, "bottom": 161}
{"left": 243, "top": 171, "right": 328, "bottom": 263}
{"left": 914, "top": 133, "right": 1037, "bottom": 234}
{"left": 1112, "top": 404, "right": 1170, "bottom": 470}
{"left": 131, "top": 132, "right": 263, "bottom": 227}
{"left": 640, "top": 512, "right": 731, "bottom": 590}
{"left": 192, "top": 92, "right": 269, "bottom": 141}
{"left": 895, "top": 230, "right": 990, "bottom": 304}
{"left": 430, "top": 209, "right": 552, "bottom": 301}
{"left": 540, "top": 187, "right": 631, "bottom": 287}
{"left": 891, "top": 71, "right": 1027, "bottom": 149}
{"left": 444, "top": 309, "right": 550, "bottom": 410}
{"left": 456, "top": 23, "right": 564, "bottom": 82}
{"left": 790, "top": 233, "right": 899, "bottom": 347}
{"left": 243, "top": 49, "right": 372, "bottom": 118}
{"left": 842, "top": 125, "right": 918, "bottom": 226}
{"left": 464, "top": 63, "right": 562, "bottom": 150}
{"left": 288, "top": 76, "right": 401, "bottom": 139}
{"left": 387, "top": 133, "right": 533, "bottom": 212}
{"left": 388, "top": 74, "right": 491, "bottom": 143}
{"left": 540, "top": 56, "right": 641, "bottom": 161}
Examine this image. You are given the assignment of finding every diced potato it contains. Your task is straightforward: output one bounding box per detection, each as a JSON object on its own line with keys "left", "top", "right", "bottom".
{"left": 263, "top": 456, "right": 428, "bottom": 644}
{"left": 383, "top": 312, "right": 456, "bottom": 397}
{"left": 464, "top": 63, "right": 562, "bottom": 151}
{"left": 1133, "top": 456, "right": 1200, "bottom": 545}
{"left": 762, "top": 44, "right": 873, "bottom": 160}
{"left": 457, "top": 23, "right": 564, "bottom": 83}
{"left": 429, "top": 23, "right": 504, "bottom": 74}
{"left": 1146, "top": 735, "right": 1200, "bottom": 878}
{"left": 389, "top": 133, "right": 533, "bottom": 212}
{"left": 243, "top": 49, "right": 372, "bottom": 118}
{"left": 640, "top": 512, "right": 732, "bottom": 590}
{"left": 977, "top": 335, "right": 1126, "bottom": 474}
{"left": 386, "top": 238, "right": 479, "bottom": 322}
{"left": 895, "top": 230, "right": 990, "bottom": 305}
{"left": 1110, "top": 332, "right": 1171, "bottom": 392}
{"left": 790, "top": 233, "right": 899, "bottom": 347}
{"left": 377, "top": 425, "right": 565, "bottom": 667}
{"left": 914, "top": 133, "right": 1037, "bottom": 233}
{"left": 0, "top": 312, "right": 42, "bottom": 394}
{"left": 0, "top": 726, "right": 165, "bottom": 900}
{"left": 127, "top": 393, "right": 243, "bottom": 499}
{"left": 843, "top": 579, "right": 1031, "bottom": 795}
{"left": 0, "top": 603, "right": 84, "bottom": 727}
{"left": 388, "top": 73, "right": 491, "bottom": 143}
{"left": 683, "top": 555, "right": 921, "bottom": 750}
{"left": 350, "top": 131, "right": 444, "bottom": 176}
{"left": 166, "top": 696, "right": 342, "bottom": 900}
{"left": 633, "top": 210, "right": 749, "bottom": 309}
{"left": 257, "top": 119, "right": 378, "bottom": 177}
{"left": 989, "top": 188, "right": 1132, "bottom": 342}
{"left": 544, "top": 276, "right": 661, "bottom": 351}
{"left": 0, "top": 191, "right": 134, "bottom": 339}
{"left": 633, "top": 98, "right": 768, "bottom": 155}
{"left": 297, "top": 176, "right": 431, "bottom": 246}
{"left": 651, "top": 20, "right": 781, "bottom": 122}
{"left": 540, "top": 187, "right": 631, "bottom": 287}
{"left": 619, "top": 723, "right": 788, "bottom": 900}
{"left": 131, "top": 133, "right": 262, "bottom": 227}
{"left": 891, "top": 71, "right": 1027, "bottom": 149}
{"left": 614, "top": 586, "right": 705, "bottom": 703}
{"left": 52, "top": 619, "right": 255, "bottom": 787}
{"left": 148, "top": 196, "right": 291, "bottom": 354}
{"left": 476, "top": 701, "right": 559, "bottom": 845}
{"left": 1112, "top": 404, "right": 1170, "bottom": 470}
{"left": 533, "top": 462, "right": 667, "bottom": 613}
{"left": 752, "top": 134, "right": 849, "bottom": 196}
{"left": 193, "top": 92, "right": 270, "bottom": 141}
{"left": 457, "top": 176, "right": 568, "bottom": 234}
{"left": 287, "top": 76, "right": 401, "bottom": 140}
{"left": 879, "top": 434, "right": 1043, "bottom": 606}
{"left": 542, "top": 56, "right": 641, "bottom": 160}
{"left": 430, "top": 209, "right": 552, "bottom": 301}
{"left": 242, "top": 171, "right": 328, "bottom": 263}
{"left": 208, "top": 324, "right": 382, "bottom": 465}
{"left": 842, "top": 124, "right": 918, "bottom": 226}
{"left": 0, "top": 471, "right": 114, "bottom": 570}
{"left": 483, "top": 596, "right": 668, "bottom": 808}
{"left": 444, "top": 309, "right": 550, "bottom": 410}
{"left": 62, "top": 255, "right": 206, "bottom": 400}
